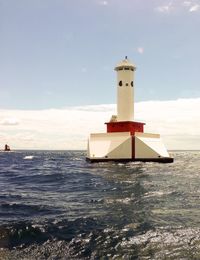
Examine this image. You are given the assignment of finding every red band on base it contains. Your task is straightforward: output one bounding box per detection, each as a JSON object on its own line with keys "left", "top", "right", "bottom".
{"left": 105, "top": 121, "right": 145, "bottom": 135}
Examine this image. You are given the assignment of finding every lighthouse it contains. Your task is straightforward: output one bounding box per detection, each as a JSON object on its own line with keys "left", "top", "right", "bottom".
{"left": 86, "top": 57, "right": 173, "bottom": 163}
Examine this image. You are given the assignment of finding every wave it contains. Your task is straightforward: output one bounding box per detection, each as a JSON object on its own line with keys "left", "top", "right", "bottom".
{"left": 0, "top": 151, "right": 200, "bottom": 258}
{"left": 0, "top": 203, "right": 62, "bottom": 223}
{"left": 1, "top": 219, "right": 200, "bottom": 259}
{"left": 0, "top": 217, "right": 105, "bottom": 249}
{"left": 23, "top": 156, "right": 34, "bottom": 160}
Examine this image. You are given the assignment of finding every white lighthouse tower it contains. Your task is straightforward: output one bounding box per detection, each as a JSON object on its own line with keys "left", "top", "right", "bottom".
{"left": 116, "top": 56, "right": 135, "bottom": 122}
{"left": 86, "top": 57, "right": 173, "bottom": 163}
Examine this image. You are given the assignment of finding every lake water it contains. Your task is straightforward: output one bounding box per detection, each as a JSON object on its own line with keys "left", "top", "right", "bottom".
{"left": 0, "top": 150, "right": 200, "bottom": 259}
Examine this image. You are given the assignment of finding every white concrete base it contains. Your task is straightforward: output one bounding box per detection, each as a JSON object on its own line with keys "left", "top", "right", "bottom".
{"left": 87, "top": 132, "right": 132, "bottom": 160}
{"left": 86, "top": 132, "right": 173, "bottom": 163}
{"left": 135, "top": 132, "right": 170, "bottom": 159}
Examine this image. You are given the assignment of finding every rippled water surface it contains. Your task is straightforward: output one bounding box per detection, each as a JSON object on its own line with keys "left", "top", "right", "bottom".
{"left": 0, "top": 150, "right": 200, "bottom": 259}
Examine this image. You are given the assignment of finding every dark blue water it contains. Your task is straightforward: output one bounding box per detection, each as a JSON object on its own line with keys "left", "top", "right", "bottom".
{"left": 0, "top": 151, "right": 200, "bottom": 259}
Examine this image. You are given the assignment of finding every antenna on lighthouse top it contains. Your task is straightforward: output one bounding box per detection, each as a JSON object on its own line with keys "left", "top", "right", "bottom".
{"left": 125, "top": 56, "right": 128, "bottom": 59}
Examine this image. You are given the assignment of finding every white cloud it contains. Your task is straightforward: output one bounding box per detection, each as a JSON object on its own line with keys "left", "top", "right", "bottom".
{"left": 0, "top": 98, "right": 200, "bottom": 150}
{"left": 183, "top": 1, "right": 192, "bottom": 7}
{"left": 98, "top": 1, "right": 108, "bottom": 6}
{"left": 155, "top": 1, "right": 200, "bottom": 13}
{"left": 189, "top": 4, "right": 200, "bottom": 12}
{"left": 0, "top": 117, "right": 19, "bottom": 125}
{"left": 155, "top": 3, "right": 173, "bottom": 13}
{"left": 137, "top": 47, "right": 144, "bottom": 54}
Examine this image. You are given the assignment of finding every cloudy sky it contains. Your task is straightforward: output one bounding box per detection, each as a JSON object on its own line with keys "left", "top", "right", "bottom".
{"left": 0, "top": 0, "right": 200, "bottom": 150}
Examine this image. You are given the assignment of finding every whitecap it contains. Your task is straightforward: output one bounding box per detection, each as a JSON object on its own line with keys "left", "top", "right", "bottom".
{"left": 23, "top": 155, "right": 34, "bottom": 160}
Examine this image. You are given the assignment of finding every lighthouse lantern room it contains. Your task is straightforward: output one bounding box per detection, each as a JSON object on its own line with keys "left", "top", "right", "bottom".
{"left": 86, "top": 57, "right": 173, "bottom": 163}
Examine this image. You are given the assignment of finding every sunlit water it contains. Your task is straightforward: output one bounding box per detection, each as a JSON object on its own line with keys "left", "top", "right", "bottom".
{"left": 0, "top": 150, "right": 200, "bottom": 259}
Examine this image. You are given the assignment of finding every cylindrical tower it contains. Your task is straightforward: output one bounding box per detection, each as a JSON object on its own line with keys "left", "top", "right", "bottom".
{"left": 115, "top": 56, "right": 136, "bottom": 122}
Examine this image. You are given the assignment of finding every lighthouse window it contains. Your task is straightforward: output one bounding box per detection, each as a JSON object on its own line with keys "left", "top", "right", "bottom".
{"left": 119, "top": 80, "right": 122, "bottom": 86}
{"left": 126, "top": 83, "right": 129, "bottom": 86}
{"left": 118, "top": 68, "right": 123, "bottom": 71}
{"left": 125, "top": 68, "right": 129, "bottom": 70}
{"left": 131, "top": 81, "right": 133, "bottom": 87}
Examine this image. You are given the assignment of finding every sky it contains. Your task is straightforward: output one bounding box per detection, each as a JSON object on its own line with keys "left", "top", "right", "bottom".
{"left": 0, "top": 0, "right": 200, "bottom": 150}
